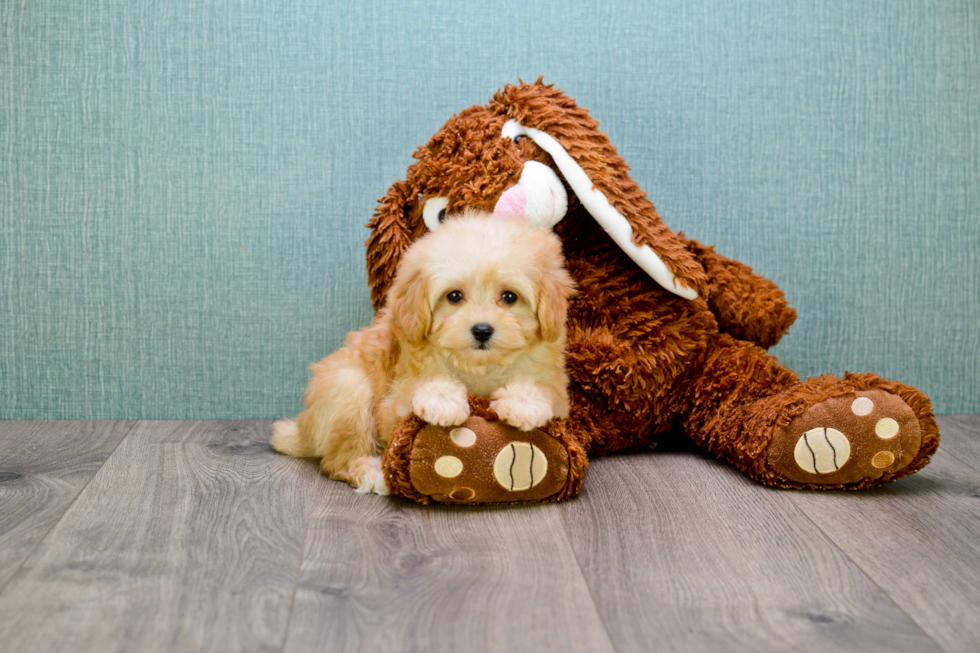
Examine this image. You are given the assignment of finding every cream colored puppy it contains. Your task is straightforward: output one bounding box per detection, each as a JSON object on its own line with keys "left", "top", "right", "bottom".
{"left": 271, "top": 210, "right": 575, "bottom": 494}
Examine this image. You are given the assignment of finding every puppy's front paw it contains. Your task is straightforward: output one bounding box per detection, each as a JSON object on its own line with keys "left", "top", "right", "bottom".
{"left": 412, "top": 378, "right": 470, "bottom": 427}
{"left": 351, "top": 456, "right": 389, "bottom": 496}
{"left": 491, "top": 383, "right": 555, "bottom": 432}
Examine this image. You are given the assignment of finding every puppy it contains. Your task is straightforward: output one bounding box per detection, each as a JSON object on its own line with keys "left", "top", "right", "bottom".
{"left": 271, "top": 209, "right": 575, "bottom": 494}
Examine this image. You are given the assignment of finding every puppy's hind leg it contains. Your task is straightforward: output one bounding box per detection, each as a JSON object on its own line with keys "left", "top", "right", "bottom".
{"left": 337, "top": 456, "right": 389, "bottom": 496}
{"left": 292, "top": 355, "right": 389, "bottom": 495}
{"left": 271, "top": 418, "right": 386, "bottom": 495}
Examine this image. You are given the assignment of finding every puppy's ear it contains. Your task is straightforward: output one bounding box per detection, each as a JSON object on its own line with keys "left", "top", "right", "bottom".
{"left": 536, "top": 241, "right": 576, "bottom": 342}
{"left": 387, "top": 260, "right": 431, "bottom": 344}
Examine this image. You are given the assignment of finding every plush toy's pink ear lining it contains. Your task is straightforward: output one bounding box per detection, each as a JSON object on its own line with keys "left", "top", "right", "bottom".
{"left": 501, "top": 120, "right": 699, "bottom": 301}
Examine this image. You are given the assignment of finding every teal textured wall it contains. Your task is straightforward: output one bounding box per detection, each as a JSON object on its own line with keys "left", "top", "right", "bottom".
{"left": 2, "top": 1, "right": 978, "bottom": 418}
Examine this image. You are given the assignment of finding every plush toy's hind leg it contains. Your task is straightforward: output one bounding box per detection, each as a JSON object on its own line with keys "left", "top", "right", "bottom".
{"left": 382, "top": 397, "right": 588, "bottom": 505}
{"left": 679, "top": 334, "right": 939, "bottom": 489}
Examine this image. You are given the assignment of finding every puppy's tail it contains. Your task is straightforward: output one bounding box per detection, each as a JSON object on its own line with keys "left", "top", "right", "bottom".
{"left": 271, "top": 419, "right": 316, "bottom": 458}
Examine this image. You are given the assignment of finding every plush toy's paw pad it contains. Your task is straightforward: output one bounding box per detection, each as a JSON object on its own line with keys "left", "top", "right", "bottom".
{"left": 768, "top": 390, "right": 921, "bottom": 485}
{"left": 408, "top": 417, "right": 569, "bottom": 504}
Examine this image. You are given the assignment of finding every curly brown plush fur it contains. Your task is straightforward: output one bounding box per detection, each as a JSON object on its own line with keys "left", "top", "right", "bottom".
{"left": 368, "top": 79, "right": 938, "bottom": 503}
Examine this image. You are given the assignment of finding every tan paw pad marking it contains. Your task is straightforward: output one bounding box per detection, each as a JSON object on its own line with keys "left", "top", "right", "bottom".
{"left": 794, "top": 428, "right": 851, "bottom": 474}
{"left": 851, "top": 396, "right": 874, "bottom": 416}
{"left": 493, "top": 442, "right": 547, "bottom": 491}
{"left": 449, "top": 427, "right": 477, "bottom": 448}
{"left": 872, "top": 451, "right": 896, "bottom": 469}
{"left": 434, "top": 456, "right": 463, "bottom": 478}
{"left": 875, "top": 418, "right": 899, "bottom": 439}
{"left": 449, "top": 487, "right": 475, "bottom": 501}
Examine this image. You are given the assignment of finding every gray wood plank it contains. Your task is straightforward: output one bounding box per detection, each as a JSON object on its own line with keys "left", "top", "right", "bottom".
{"left": 0, "top": 420, "right": 134, "bottom": 591}
{"left": 560, "top": 450, "right": 941, "bottom": 653}
{"left": 0, "top": 420, "right": 319, "bottom": 653}
{"left": 4, "top": 418, "right": 976, "bottom": 653}
{"left": 283, "top": 477, "right": 615, "bottom": 653}
{"left": 933, "top": 415, "right": 980, "bottom": 473}
{"left": 789, "top": 418, "right": 980, "bottom": 653}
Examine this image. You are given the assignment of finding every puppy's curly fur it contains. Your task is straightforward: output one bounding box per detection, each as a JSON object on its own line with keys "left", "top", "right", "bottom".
{"left": 272, "top": 210, "right": 575, "bottom": 494}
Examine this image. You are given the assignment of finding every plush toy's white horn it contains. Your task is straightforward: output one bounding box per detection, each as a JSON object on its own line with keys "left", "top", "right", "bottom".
{"left": 502, "top": 120, "right": 698, "bottom": 301}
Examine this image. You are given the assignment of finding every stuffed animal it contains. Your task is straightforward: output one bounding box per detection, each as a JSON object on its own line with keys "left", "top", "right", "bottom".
{"left": 368, "top": 79, "right": 939, "bottom": 504}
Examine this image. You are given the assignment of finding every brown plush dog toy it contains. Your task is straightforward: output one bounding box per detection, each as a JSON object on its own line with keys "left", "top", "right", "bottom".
{"left": 370, "top": 79, "right": 939, "bottom": 504}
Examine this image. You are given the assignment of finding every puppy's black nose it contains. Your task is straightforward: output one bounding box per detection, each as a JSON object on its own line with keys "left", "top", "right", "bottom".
{"left": 471, "top": 323, "right": 494, "bottom": 343}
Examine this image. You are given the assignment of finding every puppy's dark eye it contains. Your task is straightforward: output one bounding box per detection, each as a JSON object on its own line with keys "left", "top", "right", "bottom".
{"left": 438, "top": 208, "right": 447, "bottom": 222}
{"left": 501, "top": 291, "right": 518, "bottom": 305}
{"left": 447, "top": 290, "right": 463, "bottom": 304}
{"left": 513, "top": 135, "right": 527, "bottom": 145}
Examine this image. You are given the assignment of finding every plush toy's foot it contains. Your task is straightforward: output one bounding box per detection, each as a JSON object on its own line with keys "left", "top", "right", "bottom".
{"left": 382, "top": 399, "right": 587, "bottom": 504}
{"left": 767, "top": 389, "right": 924, "bottom": 487}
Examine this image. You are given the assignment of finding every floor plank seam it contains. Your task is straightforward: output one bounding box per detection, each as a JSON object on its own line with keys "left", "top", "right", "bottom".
{"left": 0, "top": 420, "right": 140, "bottom": 598}
{"left": 558, "top": 509, "right": 621, "bottom": 653}
{"left": 277, "top": 475, "right": 314, "bottom": 653}
{"left": 787, "top": 494, "right": 952, "bottom": 653}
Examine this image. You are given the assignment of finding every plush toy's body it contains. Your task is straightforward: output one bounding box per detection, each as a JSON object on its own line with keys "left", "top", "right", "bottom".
{"left": 369, "top": 81, "right": 939, "bottom": 504}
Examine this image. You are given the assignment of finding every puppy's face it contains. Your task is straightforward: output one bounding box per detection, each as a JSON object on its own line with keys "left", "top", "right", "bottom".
{"left": 387, "top": 210, "right": 574, "bottom": 370}
{"left": 429, "top": 258, "right": 538, "bottom": 368}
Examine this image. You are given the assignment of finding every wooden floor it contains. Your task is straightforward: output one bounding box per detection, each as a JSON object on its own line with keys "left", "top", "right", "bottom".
{"left": 0, "top": 417, "right": 978, "bottom": 653}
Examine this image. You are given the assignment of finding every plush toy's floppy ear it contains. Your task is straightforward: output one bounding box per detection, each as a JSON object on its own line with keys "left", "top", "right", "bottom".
{"left": 366, "top": 178, "right": 424, "bottom": 311}
{"left": 491, "top": 81, "right": 708, "bottom": 301}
